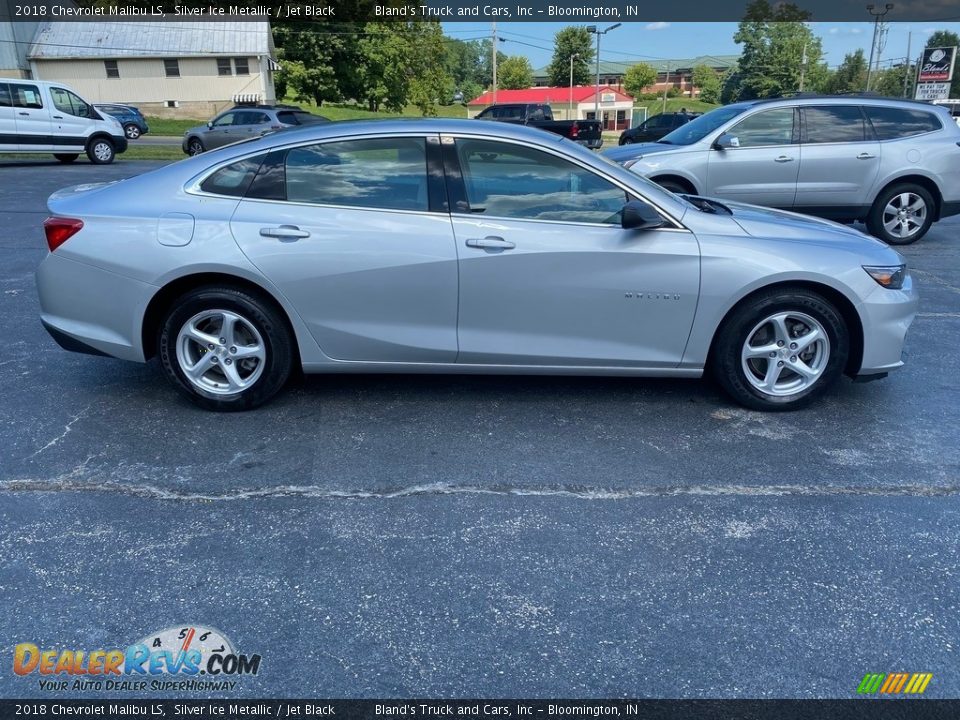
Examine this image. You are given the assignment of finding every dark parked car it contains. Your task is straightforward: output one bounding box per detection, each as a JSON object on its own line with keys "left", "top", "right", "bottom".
{"left": 475, "top": 103, "right": 604, "bottom": 149}
{"left": 618, "top": 112, "right": 701, "bottom": 145}
{"left": 182, "top": 105, "right": 330, "bottom": 155}
{"left": 94, "top": 103, "right": 149, "bottom": 140}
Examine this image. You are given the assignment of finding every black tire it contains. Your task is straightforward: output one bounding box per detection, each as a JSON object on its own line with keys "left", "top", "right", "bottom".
{"left": 655, "top": 178, "right": 692, "bottom": 195}
{"left": 124, "top": 123, "right": 141, "bottom": 140}
{"left": 86, "top": 137, "right": 115, "bottom": 165}
{"left": 186, "top": 137, "right": 205, "bottom": 155}
{"left": 158, "top": 286, "right": 294, "bottom": 411}
{"left": 54, "top": 154, "right": 79, "bottom": 163}
{"left": 866, "top": 183, "right": 935, "bottom": 245}
{"left": 711, "top": 289, "right": 849, "bottom": 411}
{"left": 619, "top": 136, "right": 633, "bottom": 146}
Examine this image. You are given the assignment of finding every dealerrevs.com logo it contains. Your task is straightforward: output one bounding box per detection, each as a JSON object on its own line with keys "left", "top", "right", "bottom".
{"left": 13, "top": 625, "right": 261, "bottom": 693}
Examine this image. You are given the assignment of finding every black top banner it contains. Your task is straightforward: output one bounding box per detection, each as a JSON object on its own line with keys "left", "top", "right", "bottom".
{"left": 2, "top": 0, "right": 960, "bottom": 22}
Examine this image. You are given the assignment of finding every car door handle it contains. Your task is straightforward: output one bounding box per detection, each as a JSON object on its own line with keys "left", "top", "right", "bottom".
{"left": 465, "top": 236, "right": 515, "bottom": 250}
{"left": 857, "top": 152, "right": 876, "bottom": 160}
{"left": 52, "top": 115, "right": 63, "bottom": 120}
{"left": 259, "top": 225, "right": 310, "bottom": 241}
{"left": 774, "top": 155, "right": 794, "bottom": 163}
{"left": 18, "top": 111, "right": 29, "bottom": 116}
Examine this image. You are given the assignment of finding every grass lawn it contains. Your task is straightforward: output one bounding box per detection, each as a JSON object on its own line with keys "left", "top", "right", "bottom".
{"left": 145, "top": 102, "right": 469, "bottom": 137}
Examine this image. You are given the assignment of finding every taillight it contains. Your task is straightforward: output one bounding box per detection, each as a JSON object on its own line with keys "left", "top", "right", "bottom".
{"left": 43, "top": 217, "right": 83, "bottom": 252}
{"left": 570, "top": 122, "right": 579, "bottom": 139}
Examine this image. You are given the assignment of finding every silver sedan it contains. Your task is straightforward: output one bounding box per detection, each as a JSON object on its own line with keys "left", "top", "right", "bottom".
{"left": 37, "top": 119, "right": 917, "bottom": 411}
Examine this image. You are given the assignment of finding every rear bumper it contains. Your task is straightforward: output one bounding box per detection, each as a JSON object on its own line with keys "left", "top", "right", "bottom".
{"left": 855, "top": 272, "right": 919, "bottom": 376}
{"left": 578, "top": 138, "right": 603, "bottom": 149}
{"left": 111, "top": 134, "right": 129, "bottom": 154}
{"left": 36, "top": 252, "right": 153, "bottom": 362}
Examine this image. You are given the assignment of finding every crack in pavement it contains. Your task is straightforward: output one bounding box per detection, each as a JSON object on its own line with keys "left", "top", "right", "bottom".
{"left": 0, "top": 479, "right": 958, "bottom": 502}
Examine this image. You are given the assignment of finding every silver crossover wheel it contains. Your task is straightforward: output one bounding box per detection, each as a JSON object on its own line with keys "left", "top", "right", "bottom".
{"left": 740, "top": 311, "right": 830, "bottom": 398}
{"left": 175, "top": 309, "right": 266, "bottom": 396}
{"left": 187, "top": 138, "right": 204, "bottom": 155}
{"left": 882, "top": 192, "right": 926, "bottom": 241}
{"left": 124, "top": 124, "right": 141, "bottom": 140}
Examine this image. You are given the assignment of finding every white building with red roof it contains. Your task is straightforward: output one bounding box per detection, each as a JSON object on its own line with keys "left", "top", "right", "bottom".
{"left": 467, "top": 85, "right": 635, "bottom": 131}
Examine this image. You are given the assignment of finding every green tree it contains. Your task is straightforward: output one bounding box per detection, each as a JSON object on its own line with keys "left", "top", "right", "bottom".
{"left": 826, "top": 49, "right": 868, "bottom": 94}
{"left": 498, "top": 55, "right": 534, "bottom": 90}
{"left": 547, "top": 26, "right": 595, "bottom": 87}
{"left": 729, "top": 0, "right": 822, "bottom": 101}
{"left": 477, "top": 39, "right": 509, "bottom": 90}
{"left": 407, "top": 22, "right": 450, "bottom": 115}
{"left": 273, "top": 23, "right": 358, "bottom": 105}
{"left": 873, "top": 64, "right": 914, "bottom": 98}
{"left": 925, "top": 31, "right": 960, "bottom": 99}
{"left": 623, "top": 63, "right": 658, "bottom": 97}
{"left": 691, "top": 63, "right": 722, "bottom": 103}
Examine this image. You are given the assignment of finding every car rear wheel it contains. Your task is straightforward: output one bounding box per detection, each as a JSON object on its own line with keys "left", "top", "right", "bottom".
{"left": 187, "top": 137, "right": 205, "bottom": 155}
{"left": 54, "top": 154, "right": 78, "bottom": 164}
{"left": 124, "top": 123, "right": 141, "bottom": 140}
{"left": 866, "top": 183, "right": 935, "bottom": 245}
{"left": 86, "top": 138, "right": 115, "bottom": 165}
{"left": 712, "top": 289, "right": 848, "bottom": 411}
{"left": 158, "top": 286, "right": 294, "bottom": 411}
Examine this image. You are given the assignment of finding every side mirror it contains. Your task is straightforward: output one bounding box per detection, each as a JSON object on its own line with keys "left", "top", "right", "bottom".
{"left": 621, "top": 199, "right": 665, "bottom": 230}
{"left": 207, "top": 121, "right": 214, "bottom": 129}
{"left": 714, "top": 133, "right": 740, "bottom": 150}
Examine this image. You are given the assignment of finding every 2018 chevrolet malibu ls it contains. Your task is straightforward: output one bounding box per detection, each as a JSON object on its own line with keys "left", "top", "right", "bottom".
{"left": 36, "top": 119, "right": 917, "bottom": 411}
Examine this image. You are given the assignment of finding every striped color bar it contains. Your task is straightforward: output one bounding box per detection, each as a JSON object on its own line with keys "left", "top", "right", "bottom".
{"left": 857, "top": 673, "right": 932, "bottom": 695}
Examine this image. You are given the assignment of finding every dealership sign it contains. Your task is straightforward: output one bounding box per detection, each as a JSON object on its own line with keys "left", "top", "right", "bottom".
{"left": 917, "top": 47, "right": 956, "bottom": 82}
{"left": 915, "top": 82, "right": 951, "bottom": 101}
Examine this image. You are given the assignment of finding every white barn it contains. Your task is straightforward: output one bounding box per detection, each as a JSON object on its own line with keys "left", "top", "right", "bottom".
{"left": 27, "top": 21, "right": 277, "bottom": 117}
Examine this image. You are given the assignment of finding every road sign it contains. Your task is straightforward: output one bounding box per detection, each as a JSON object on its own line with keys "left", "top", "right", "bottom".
{"left": 918, "top": 47, "right": 956, "bottom": 83}
{"left": 915, "top": 82, "right": 951, "bottom": 101}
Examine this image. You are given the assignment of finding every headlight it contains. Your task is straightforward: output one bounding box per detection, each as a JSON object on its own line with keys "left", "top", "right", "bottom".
{"left": 863, "top": 264, "right": 906, "bottom": 289}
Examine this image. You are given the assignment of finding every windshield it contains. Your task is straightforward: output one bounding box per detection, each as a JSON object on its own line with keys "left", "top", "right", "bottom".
{"left": 657, "top": 104, "right": 751, "bottom": 146}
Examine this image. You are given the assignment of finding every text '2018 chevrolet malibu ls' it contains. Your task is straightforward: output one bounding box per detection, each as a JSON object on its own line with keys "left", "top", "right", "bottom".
{"left": 36, "top": 120, "right": 917, "bottom": 411}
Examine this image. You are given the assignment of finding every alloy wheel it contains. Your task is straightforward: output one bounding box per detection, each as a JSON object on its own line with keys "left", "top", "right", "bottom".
{"left": 175, "top": 309, "right": 266, "bottom": 395}
{"left": 882, "top": 192, "right": 926, "bottom": 240}
{"left": 740, "top": 311, "right": 830, "bottom": 397}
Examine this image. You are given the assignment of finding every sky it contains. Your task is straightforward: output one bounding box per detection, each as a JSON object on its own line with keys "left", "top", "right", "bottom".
{"left": 440, "top": 21, "right": 960, "bottom": 71}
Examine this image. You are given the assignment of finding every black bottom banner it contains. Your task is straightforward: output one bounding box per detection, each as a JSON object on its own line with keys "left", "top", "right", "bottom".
{"left": 2, "top": 700, "right": 960, "bottom": 720}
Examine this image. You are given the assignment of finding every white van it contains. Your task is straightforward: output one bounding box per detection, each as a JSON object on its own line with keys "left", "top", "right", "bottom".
{"left": 0, "top": 79, "right": 128, "bottom": 164}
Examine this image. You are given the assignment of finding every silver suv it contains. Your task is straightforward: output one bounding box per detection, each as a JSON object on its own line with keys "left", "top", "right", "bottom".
{"left": 604, "top": 95, "right": 960, "bottom": 244}
{"left": 182, "top": 105, "right": 329, "bottom": 155}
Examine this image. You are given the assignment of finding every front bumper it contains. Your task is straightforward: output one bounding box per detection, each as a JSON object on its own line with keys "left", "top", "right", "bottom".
{"left": 855, "top": 272, "right": 919, "bottom": 376}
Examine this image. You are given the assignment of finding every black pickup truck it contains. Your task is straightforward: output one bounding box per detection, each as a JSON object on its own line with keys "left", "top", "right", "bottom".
{"left": 475, "top": 103, "right": 604, "bottom": 149}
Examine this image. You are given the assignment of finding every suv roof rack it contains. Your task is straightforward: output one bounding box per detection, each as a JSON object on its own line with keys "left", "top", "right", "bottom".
{"left": 231, "top": 102, "right": 303, "bottom": 110}
{"left": 755, "top": 92, "right": 933, "bottom": 106}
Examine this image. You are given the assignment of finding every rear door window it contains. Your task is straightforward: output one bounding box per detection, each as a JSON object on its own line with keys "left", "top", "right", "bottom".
{"left": 802, "top": 106, "right": 869, "bottom": 143}
{"left": 0, "top": 83, "right": 11, "bottom": 107}
{"left": 283, "top": 137, "right": 429, "bottom": 212}
{"left": 11, "top": 84, "right": 43, "bottom": 109}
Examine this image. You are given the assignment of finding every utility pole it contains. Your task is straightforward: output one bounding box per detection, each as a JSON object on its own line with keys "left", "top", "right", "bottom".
{"left": 903, "top": 31, "right": 912, "bottom": 97}
{"left": 662, "top": 61, "right": 671, "bottom": 114}
{"left": 569, "top": 53, "right": 580, "bottom": 120}
{"left": 865, "top": 4, "right": 894, "bottom": 91}
{"left": 492, "top": 21, "right": 498, "bottom": 104}
{"left": 799, "top": 42, "right": 808, "bottom": 92}
{"left": 587, "top": 24, "right": 621, "bottom": 127}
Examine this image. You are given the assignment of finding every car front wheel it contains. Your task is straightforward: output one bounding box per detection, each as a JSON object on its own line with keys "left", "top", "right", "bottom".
{"left": 86, "top": 138, "right": 115, "bottom": 164}
{"left": 187, "top": 137, "right": 205, "bottom": 155}
{"left": 158, "top": 286, "right": 294, "bottom": 411}
{"left": 712, "top": 289, "right": 849, "bottom": 411}
{"left": 866, "top": 183, "right": 935, "bottom": 245}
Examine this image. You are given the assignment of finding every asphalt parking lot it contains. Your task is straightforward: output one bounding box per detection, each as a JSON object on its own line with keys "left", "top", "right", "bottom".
{"left": 0, "top": 158, "right": 958, "bottom": 699}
